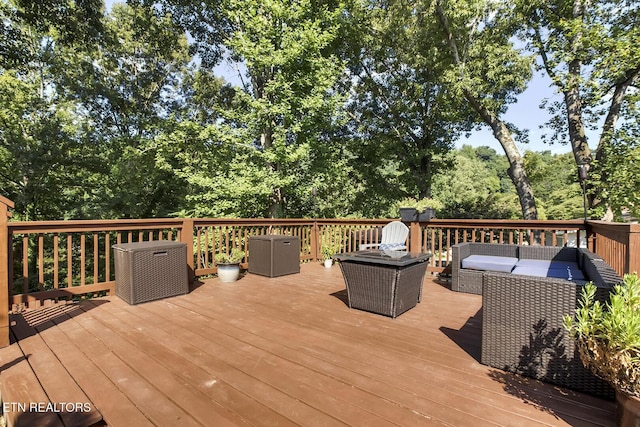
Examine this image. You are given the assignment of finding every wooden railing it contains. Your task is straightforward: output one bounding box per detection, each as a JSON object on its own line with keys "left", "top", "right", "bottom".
{"left": 3, "top": 215, "right": 605, "bottom": 307}
{"left": 0, "top": 195, "right": 14, "bottom": 347}
{"left": 7, "top": 218, "right": 187, "bottom": 309}
{"left": 417, "top": 219, "right": 589, "bottom": 273}
{"left": 4, "top": 216, "right": 393, "bottom": 310}
{"left": 0, "top": 194, "right": 638, "bottom": 348}
{"left": 587, "top": 220, "right": 640, "bottom": 275}
{"left": 190, "top": 219, "right": 391, "bottom": 276}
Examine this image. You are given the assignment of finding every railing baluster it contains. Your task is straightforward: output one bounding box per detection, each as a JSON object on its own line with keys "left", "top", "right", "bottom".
{"left": 195, "top": 227, "right": 202, "bottom": 270}
{"left": 80, "top": 234, "right": 86, "bottom": 287}
{"left": 53, "top": 235, "right": 59, "bottom": 289}
{"left": 105, "top": 233, "right": 111, "bottom": 282}
{"left": 67, "top": 234, "right": 73, "bottom": 287}
{"left": 22, "top": 236, "right": 28, "bottom": 294}
{"left": 93, "top": 233, "right": 99, "bottom": 285}
{"left": 38, "top": 233, "right": 44, "bottom": 291}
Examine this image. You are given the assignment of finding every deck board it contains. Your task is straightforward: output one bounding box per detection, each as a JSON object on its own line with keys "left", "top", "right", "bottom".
{"left": 0, "top": 263, "right": 615, "bottom": 426}
{"left": 10, "top": 312, "right": 103, "bottom": 427}
{"left": 0, "top": 330, "right": 63, "bottom": 427}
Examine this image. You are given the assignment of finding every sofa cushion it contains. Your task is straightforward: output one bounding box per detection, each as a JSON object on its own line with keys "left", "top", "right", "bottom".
{"left": 515, "top": 259, "right": 579, "bottom": 270}
{"left": 461, "top": 255, "right": 518, "bottom": 273}
{"left": 512, "top": 261, "right": 585, "bottom": 280}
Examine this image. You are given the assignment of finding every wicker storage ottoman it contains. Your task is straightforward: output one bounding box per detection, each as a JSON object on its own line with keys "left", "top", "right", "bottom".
{"left": 248, "top": 235, "right": 300, "bottom": 277}
{"left": 113, "top": 241, "right": 188, "bottom": 305}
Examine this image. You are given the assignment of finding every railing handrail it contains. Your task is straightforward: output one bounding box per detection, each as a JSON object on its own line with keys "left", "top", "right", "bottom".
{"left": 424, "top": 218, "right": 585, "bottom": 228}
{"left": 8, "top": 218, "right": 186, "bottom": 233}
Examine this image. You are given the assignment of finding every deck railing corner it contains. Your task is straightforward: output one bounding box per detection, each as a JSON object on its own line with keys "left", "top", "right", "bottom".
{"left": 0, "top": 196, "right": 15, "bottom": 348}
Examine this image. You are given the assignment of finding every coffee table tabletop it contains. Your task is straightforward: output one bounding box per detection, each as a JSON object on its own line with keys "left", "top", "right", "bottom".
{"left": 334, "top": 250, "right": 431, "bottom": 266}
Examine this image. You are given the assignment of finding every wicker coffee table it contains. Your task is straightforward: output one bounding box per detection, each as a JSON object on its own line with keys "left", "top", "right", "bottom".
{"left": 334, "top": 250, "right": 431, "bottom": 318}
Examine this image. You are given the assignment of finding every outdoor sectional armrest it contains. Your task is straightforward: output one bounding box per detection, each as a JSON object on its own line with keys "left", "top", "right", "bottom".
{"left": 481, "top": 270, "right": 616, "bottom": 398}
{"left": 451, "top": 244, "right": 472, "bottom": 292}
{"left": 580, "top": 248, "right": 622, "bottom": 289}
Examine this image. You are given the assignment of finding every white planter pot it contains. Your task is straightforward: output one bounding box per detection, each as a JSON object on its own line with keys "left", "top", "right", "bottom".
{"left": 217, "top": 264, "right": 240, "bottom": 282}
{"left": 324, "top": 259, "right": 333, "bottom": 268}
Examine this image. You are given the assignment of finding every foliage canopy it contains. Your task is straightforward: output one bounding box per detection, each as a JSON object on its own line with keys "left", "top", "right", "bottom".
{"left": 0, "top": 0, "right": 636, "bottom": 221}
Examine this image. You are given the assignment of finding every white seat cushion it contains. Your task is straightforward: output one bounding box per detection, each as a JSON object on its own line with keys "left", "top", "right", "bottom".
{"left": 513, "top": 259, "right": 585, "bottom": 280}
{"left": 461, "top": 255, "right": 518, "bottom": 273}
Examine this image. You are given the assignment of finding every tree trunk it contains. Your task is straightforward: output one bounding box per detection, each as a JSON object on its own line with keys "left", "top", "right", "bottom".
{"left": 435, "top": 2, "right": 537, "bottom": 220}
{"left": 564, "top": 67, "right": 592, "bottom": 166}
{"left": 464, "top": 90, "right": 538, "bottom": 220}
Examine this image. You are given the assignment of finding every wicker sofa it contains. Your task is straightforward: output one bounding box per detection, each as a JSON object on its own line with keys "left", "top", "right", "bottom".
{"left": 451, "top": 243, "right": 622, "bottom": 398}
{"left": 451, "top": 242, "right": 618, "bottom": 295}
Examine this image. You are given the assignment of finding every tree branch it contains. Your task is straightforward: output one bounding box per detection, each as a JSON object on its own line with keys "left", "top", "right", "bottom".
{"left": 596, "top": 66, "right": 640, "bottom": 158}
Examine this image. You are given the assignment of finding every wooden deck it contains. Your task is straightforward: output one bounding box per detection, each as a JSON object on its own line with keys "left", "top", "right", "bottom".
{"left": 0, "top": 263, "right": 615, "bottom": 426}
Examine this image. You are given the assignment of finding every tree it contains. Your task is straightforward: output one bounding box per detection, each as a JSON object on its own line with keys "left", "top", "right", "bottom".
{"left": 589, "top": 133, "right": 640, "bottom": 220}
{"left": 431, "top": 146, "right": 520, "bottom": 219}
{"left": 523, "top": 151, "right": 584, "bottom": 219}
{"left": 133, "top": 0, "right": 229, "bottom": 69}
{"left": 516, "top": 0, "right": 640, "bottom": 217}
{"left": 0, "top": 0, "right": 104, "bottom": 219}
{"left": 434, "top": 0, "right": 539, "bottom": 220}
{"left": 59, "top": 2, "right": 193, "bottom": 218}
{"left": 222, "top": 0, "right": 348, "bottom": 217}
{"left": 156, "top": 0, "right": 349, "bottom": 218}
{"left": 11, "top": 0, "right": 104, "bottom": 47}
{"left": 343, "top": 0, "right": 468, "bottom": 202}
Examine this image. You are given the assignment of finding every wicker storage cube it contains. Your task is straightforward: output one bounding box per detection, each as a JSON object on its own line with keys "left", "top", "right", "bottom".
{"left": 248, "top": 235, "right": 300, "bottom": 277}
{"left": 113, "top": 241, "right": 188, "bottom": 305}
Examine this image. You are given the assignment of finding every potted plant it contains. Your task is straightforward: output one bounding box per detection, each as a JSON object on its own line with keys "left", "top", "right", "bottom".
{"left": 396, "top": 197, "right": 443, "bottom": 222}
{"left": 563, "top": 273, "right": 640, "bottom": 426}
{"left": 399, "top": 206, "right": 418, "bottom": 222}
{"left": 320, "top": 234, "right": 342, "bottom": 268}
{"left": 215, "top": 248, "right": 245, "bottom": 282}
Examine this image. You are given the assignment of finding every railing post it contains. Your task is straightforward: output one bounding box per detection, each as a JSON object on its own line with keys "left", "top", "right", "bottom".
{"left": 181, "top": 219, "right": 195, "bottom": 284}
{"left": 409, "top": 221, "right": 421, "bottom": 253}
{"left": 310, "top": 221, "right": 319, "bottom": 262}
{"left": 0, "top": 196, "right": 14, "bottom": 348}
{"left": 628, "top": 224, "right": 640, "bottom": 274}
{"left": 585, "top": 221, "right": 595, "bottom": 252}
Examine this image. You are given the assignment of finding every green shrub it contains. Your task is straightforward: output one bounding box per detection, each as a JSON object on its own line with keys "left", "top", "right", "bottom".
{"left": 215, "top": 248, "right": 244, "bottom": 264}
{"left": 394, "top": 197, "right": 444, "bottom": 213}
{"left": 320, "top": 233, "right": 342, "bottom": 260}
{"left": 563, "top": 273, "right": 640, "bottom": 397}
